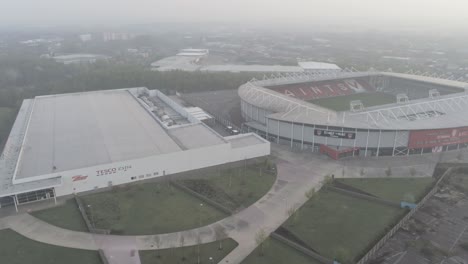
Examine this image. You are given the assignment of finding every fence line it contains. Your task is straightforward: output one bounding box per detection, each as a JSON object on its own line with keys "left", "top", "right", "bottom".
{"left": 356, "top": 167, "right": 455, "bottom": 264}
{"left": 327, "top": 186, "right": 400, "bottom": 208}
{"left": 271, "top": 232, "right": 334, "bottom": 264}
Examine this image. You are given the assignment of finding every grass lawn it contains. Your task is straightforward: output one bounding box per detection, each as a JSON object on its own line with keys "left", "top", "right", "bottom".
{"left": 284, "top": 189, "right": 405, "bottom": 264}
{"left": 337, "top": 177, "right": 434, "bottom": 203}
{"left": 179, "top": 165, "right": 276, "bottom": 210}
{"left": 242, "top": 238, "right": 321, "bottom": 264}
{"left": 310, "top": 92, "right": 396, "bottom": 111}
{"left": 140, "top": 239, "right": 237, "bottom": 264}
{"left": 31, "top": 199, "right": 88, "bottom": 232}
{"left": 80, "top": 182, "right": 227, "bottom": 235}
{"left": 0, "top": 229, "right": 101, "bottom": 264}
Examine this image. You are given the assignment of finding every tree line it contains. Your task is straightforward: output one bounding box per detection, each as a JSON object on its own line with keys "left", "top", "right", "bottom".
{"left": 0, "top": 54, "right": 261, "bottom": 149}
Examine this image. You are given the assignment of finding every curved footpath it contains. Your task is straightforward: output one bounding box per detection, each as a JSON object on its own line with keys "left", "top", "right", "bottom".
{"left": 0, "top": 145, "right": 449, "bottom": 263}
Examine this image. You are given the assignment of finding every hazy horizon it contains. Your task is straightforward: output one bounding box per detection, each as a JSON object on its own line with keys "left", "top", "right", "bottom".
{"left": 2, "top": 0, "right": 468, "bottom": 32}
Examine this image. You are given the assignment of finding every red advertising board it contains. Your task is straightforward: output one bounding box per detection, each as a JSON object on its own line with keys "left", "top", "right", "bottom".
{"left": 408, "top": 127, "right": 468, "bottom": 148}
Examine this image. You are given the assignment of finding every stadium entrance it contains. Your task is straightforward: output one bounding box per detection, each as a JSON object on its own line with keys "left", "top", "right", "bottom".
{"left": 320, "top": 145, "right": 360, "bottom": 160}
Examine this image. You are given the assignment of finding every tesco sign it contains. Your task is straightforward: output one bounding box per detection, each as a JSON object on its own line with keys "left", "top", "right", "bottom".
{"left": 96, "top": 165, "right": 132, "bottom": 176}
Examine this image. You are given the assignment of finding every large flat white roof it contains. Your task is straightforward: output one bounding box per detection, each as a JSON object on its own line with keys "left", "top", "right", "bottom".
{"left": 15, "top": 89, "right": 182, "bottom": 180}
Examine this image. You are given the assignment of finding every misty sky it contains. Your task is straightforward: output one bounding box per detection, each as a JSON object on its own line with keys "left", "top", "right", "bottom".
{"left": 2, "top": 0, "right": 468, "bottom": 30}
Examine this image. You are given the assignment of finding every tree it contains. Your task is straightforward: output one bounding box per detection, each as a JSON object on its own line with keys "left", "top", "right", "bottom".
{"left": 179, "top": 234, "right": 185, "bottom": 247}
{"left": 255, "top": 228, "right": 268, "bottom": 257}
{"left": 321, "top": 174, "right": 334, "bottom": 186}
{"left": 196, "top": 232, "right": 202, "bottom": 264}
{"left": 286, "top": 205, "right": 300, "bottom": 226}
{"left": 213, "top": 225, "right": 228, "bottom": 250}
{"left": 154, "top": 236, "right": 161, "bottom": 249}
{"left": 385, "top": 166, "right": 392, "bottom": 178}
{"left": 360, "top": 168, "right": 366, "bottom": 177}
{"left": 305, "top": 187, "right": 316, "bottom": 200}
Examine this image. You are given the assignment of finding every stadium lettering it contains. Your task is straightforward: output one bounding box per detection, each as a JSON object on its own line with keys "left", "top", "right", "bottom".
{"left": 298, "top": 88, "right": 307, "bottom": 96}
{"left": 344, "top": 79, "right": 365, "bottom": 92}
{"left": 284, "top": 89, "right": 295, "bottom": 97}
{"left": 323, "top": 84, "right": 333, "bottom": 93}
{"left": 310, "top": 86, "right": 323, "bottom": 94}
{"left": 337, "top": 83, "right": 349, "bottom": 91}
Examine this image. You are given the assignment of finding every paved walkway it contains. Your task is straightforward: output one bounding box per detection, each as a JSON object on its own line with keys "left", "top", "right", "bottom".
{"left": 0, "top": 145, "right": 457, "bottom": 263}
{"left": 0, "top": 146, "right": 341, "bottom": 263}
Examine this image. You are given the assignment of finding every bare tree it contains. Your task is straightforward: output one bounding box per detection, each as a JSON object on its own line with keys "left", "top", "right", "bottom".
{"left": 255, "top": 228, "right": 268, "bottom": 256}
{"left": 286, "top": 204, "right": 300, "bottom": 226}
{"left": 197, "top": 232, "right": 202, "bottom": 264}
{"left": 179, "top": 234, "right": 185, "bottom": 248}
{"left": 213, "top": 225, "right": 228, "bottom": 250}
{"left": 321, "top": 174, "right": 333, "bottom": 186}
{"left": 360, "top": 168, "right": 366, "bottom": 177}
{"left": 385, "top": 166, "right": 392, "bottom": 178}
{"left": 154, "top": 236, "right": 161, "bottom": 249}
{"left": 305, "top": 187, "right": 316, "bottom": 200}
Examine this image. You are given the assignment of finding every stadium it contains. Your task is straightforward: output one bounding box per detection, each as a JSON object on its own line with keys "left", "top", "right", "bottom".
{"left": 0, "top": 87, "right": 270, "bottom": 209}
{"left": 239, "top": 71, "right": 468, "bottom": 159}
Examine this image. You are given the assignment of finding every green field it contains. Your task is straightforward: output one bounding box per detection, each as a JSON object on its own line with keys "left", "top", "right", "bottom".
{"left": 337, "top": 177, "right": 434, "bottom": 203}
{"left": 179, "top": 165, "right": 276, "bottom": 210}
{"left": 283, "top": 189, "right": 405, "bottom": 264}
{"left": 31, "top": 199, "right": 88, "bottom": 232}
{"left": 0, "top": 229, "right": 102, "bottom": 264}
{"left": 310, "top": 92, "right": 396, "bottom": 111}
{"left": 242, "top": 238, "right": 321, "bottom": 264}
{"left": 80, "top": 182, "right": 227, "bottom": 235}
{"left": 140, "top": 239, "right": 237, "bottom": 264}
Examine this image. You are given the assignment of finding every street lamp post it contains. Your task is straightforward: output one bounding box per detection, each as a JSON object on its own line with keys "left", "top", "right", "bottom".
{"left": 198, "top": 203, "right": 204, "bottom": 264}
{"left": 87, "top": 204, "right": 94, "bottom": 228}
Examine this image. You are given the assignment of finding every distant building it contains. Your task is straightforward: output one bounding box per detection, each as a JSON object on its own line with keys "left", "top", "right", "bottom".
{"left": 53, "top": 54, "right": 110, "bottom": 65}
{"left": 151, "top": 50, "right": 341, "bottom": 74}
{"left": 298, "top": 61, "right": 341, "bottom": 72}
{"left": 103, "top": 32, "right": 135, "bottom": 42}
{"left": 176, "top": 49, "right": 209, "bottom": 56}
{"left": 79, "top": 34, "right": 92, "bottom": 42}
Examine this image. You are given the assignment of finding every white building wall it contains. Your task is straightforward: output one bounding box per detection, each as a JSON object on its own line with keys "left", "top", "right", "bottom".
{"left": 32, "top": 140, "right": 269, "bottom": 197}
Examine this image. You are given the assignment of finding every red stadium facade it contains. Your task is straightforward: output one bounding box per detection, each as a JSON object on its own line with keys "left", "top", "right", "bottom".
{"left": 267, "top": 78, "right": 375, "bottom": 101}
{"left": 408, "top": 127, "right": 468, "bottom": 149}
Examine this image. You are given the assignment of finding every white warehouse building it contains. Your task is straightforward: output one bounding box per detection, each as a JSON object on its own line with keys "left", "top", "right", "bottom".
{"left": 0, "top": 88, "right": 270, "bottom": 210}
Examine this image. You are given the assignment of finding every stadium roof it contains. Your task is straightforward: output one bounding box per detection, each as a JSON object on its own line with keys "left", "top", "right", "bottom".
{"left": 200, "top": 64, "right": 303, "bottom": 73}
{"left": 240, "top": 71, "right": 468, "bottom": 130}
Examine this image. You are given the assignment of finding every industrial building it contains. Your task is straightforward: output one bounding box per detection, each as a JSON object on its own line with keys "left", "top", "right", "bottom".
{"left": 150, "top": 49, "right": 340, "bottom": 73}
{"left": 0, "top": 88, "right": 270, "bottom": 210}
